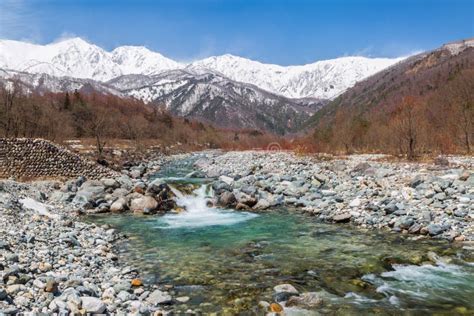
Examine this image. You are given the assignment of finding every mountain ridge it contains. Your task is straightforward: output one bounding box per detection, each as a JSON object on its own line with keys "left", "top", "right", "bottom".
{"left": 0, "top": 37, "right": 403, "bottom": 100}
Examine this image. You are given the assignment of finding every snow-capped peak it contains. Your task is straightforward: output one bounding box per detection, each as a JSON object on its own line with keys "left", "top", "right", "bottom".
{"left": 111, "top": 45, "right": 183, "bottom": 75}
{"left": 0, "top": 37, "right": 405, "bottom": 99}
{"left": 188, "top": 54, "right": 404, "bottom": 99}
{"left": 0, "top": 37, "right": 183, "bottom": 81}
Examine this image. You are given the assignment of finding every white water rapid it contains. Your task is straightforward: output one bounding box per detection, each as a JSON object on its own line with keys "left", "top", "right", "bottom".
{"left": 156, "top": 184, "right": 258, "bottom": 229}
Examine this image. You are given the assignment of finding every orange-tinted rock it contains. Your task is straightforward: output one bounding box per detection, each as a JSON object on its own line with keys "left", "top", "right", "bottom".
{"left": 131, "top": 278, "right": 143, "bottom": 286}
{"left": 270, "top": 302, "right": 283, "bottom": 313}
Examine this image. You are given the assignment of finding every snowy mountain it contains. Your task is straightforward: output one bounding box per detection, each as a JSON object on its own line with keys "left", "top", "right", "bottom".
{"left": 0, "top": 37, "right": 403, "bottom": 100}
{"left": 108, "top": 69, "right": 326, "bottom": 133}
{"left": 0, "top": 37, "right": 406, "bottom": 134}
{"left": 0, "top": 38, "right": 182, "bottom": 82}
{"left": 0, "top": 68, "right": 324, "bottom": 134}
{"left": 188, "top": 54, "right": 404, "bottom": 100}
{"left": 0, "top": 68, "right": 124, "bottom": 96}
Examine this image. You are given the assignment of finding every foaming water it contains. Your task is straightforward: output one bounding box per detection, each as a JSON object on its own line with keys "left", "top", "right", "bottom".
{"left": 363, "top": 261, "right": 474, "bottom": 308}
{"left": 158, "top": 185, "right": 258, "bottom": 229}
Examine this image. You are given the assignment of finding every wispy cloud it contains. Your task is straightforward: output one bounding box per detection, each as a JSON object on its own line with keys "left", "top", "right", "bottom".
{"left": 349, "top": 42, "right": 425, "bottom": 58}
{"left": 352, "top": 45, "right": 375, "bottom": 57}
{"left": 51, "top": 31, "right": 85, "bottom": 43}
{"left": 0, "top": 0, "right": 41, "bottom": 42}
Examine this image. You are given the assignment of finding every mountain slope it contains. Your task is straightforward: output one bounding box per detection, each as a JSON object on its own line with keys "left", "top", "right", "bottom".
{"left": 0, "top": 69, "right": 124, "bottom": 96}
{"left": 0, "top": 38, "right": 402, "bottom": 99}
{"left": 108, "top": 70, "right": 325, "bottom": 134}
{"left": 188, "top": 54, "right": 404, "bottom": 99}
{"left": 306, "top": 38, "right": 474, "bottom": 153}
{"left": 0, "top": 68, "right": 324, "bottom": 134}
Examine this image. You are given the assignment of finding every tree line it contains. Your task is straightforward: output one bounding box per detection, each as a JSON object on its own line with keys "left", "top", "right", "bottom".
{"left": 0, "top": 82, "right": 284, "bottom": 156}
{"left": 311, "top": 69, "right": 474, "bottom": 158}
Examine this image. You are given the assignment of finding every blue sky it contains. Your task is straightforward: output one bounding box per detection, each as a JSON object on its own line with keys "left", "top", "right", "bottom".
{"left": 1, "top": 0, "right": 473, "bottom": 64}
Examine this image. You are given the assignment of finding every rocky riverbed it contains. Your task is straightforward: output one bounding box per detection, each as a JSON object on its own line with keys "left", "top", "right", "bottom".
{"left": 1, "top": 150, "right": 473, "bottom": 314}
{"left": 0, "top": 155, "right": 192, "bottom": 315}
{"left": 198, "top": 151, "right": 474, "bottom": 241}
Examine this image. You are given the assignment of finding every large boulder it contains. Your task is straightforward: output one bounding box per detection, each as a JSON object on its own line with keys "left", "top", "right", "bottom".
{"left": 253, "top": 198, "right": 271, "bottom": 210}
{"left": 116, "top": 175, "right": 133, "bottom": 190}
{"left": 218, "top": 191, "right": 236, "bottom": 207}
{"left": 146, "top": 179, "right": 168, "bottom": 195}
{"left": 101, "top": 178, "right": 120, "bottom": 189}
{"left": 73, "top": 180, "right": 105, "bottom": 208}
{"left": 130, "top": 195, "right": 159, "bottom": 214}
{"left": 144, "top": 179, "right": 176, "bottom": 212}
{"left": 234, "top": 192, "right": 257, "bottom": 207}
{"left": 110, "top": 198, "right": 127, "bottom": 212}
{"left": 212, "top": 181, "right": 232, "bottom": 194}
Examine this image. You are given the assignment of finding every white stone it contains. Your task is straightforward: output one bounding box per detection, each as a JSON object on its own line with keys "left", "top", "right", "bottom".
{"left": 273, "top": 283, "right": 299, "bottom": 294}
{"left": 81, "top": 296, "right": 106, "bottom": 314}
{"left": 349, "top": 198, "right": 361, "bottom": 207}
{"left": 146, "top": 290, "right": 172, "bottom": 305}
{"left": 219, "top": 175, "right": 234, "bottom": 185}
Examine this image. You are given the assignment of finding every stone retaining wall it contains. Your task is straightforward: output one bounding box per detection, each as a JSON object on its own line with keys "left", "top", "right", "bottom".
{"left": 0, "top": 138, "right": 116, "bottom": 180}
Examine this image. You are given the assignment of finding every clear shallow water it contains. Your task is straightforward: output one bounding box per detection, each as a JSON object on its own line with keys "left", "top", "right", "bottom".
{"left": 88, "top": 157, "right": 474, "bottom": 314}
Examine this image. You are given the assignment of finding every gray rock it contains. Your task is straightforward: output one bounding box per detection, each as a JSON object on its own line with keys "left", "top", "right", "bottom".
{"left": 116, "top": 175, "right": 133, "bottom": 190}
{"left": 219, "top": 175, "right": 234, "bottom": 185}
{"left": 101, "top": 178, "right": 119, "bottom": 189}
{"left": 130, "top": 195, "right": 158, "bottom": 214}
{"left": 333, "top": 213, "right": 351, "bottom": 223}
{"left": 253, "top": 198, "right": 271, "bottom": 210}
{"left": 146, "top": 289, "right": 172, "bottom": 305}
{"left": 434, "top": 192, "right": 447, "bottom": 201}
{"left": 0, "top": 288, "right": 7, "bottom": 300}
{"left": 113, "top": 280, "right": 131, "bottom": 293}
{"left": 110, "top": 197, "right": 127, "bottom": 212}
{"left": 286, "top": 292, "right": 323, "bottom": 308}
{"left": 117, "top": 290, "right": 134, "bottom": 302}
{"left": 81, "top": 296, "right": 106, "bottom": 313}
{"left": 273, "top": 284, "right": 299, "bottom": 294}
{"left": 212, "top": 181, "right": 232, "bottom": 193}
{"left": 73, "top": 180, "right": 105, "bottom": 207}
{"left": 427, "top": 224, "right": 446, "bottom": 236}
{"left": 218, "top": 191, "right": 236, "bottom": 207}
{"left": 454, "top": 209, "right": 468, "bottom": 217}
{"left": 352, "top": 162, "right": 371, "bottom": 173}
{"left": 399, "top": 217, "right": 415, "bottom": 229}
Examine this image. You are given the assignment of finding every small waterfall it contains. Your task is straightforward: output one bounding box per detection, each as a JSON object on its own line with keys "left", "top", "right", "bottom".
{"left": 156, "top": 184, "right": 258, "bottom": 229}
{"left": 168, "top": 184, "right": 185, "bottom": 199}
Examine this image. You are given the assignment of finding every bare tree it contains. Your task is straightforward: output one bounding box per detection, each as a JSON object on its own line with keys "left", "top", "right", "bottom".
{"left": 448, "top": 71, "right": 474, "bottom": 153}
{"left": 393, "top": 96, "right": 420, "bottom": 160}
{"left": 88, "top": 106, "right": 113, "bottom": 159}
{"left": 0, "top": 80, "right": 22, "bottom": 137}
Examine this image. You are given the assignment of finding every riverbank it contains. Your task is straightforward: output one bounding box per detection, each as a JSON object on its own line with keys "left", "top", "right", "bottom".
{"left": 1, "top": 149, "right": 473, "bottom": 314}
{"left": 0, "top": 179, "right": 185, "bottom": 314}
{"left": 198, "top": 151, "right": 474, "bottom": 241}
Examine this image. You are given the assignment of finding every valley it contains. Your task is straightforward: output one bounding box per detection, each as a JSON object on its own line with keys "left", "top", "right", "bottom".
{"left": 0, "top": 3, "right": 473, "bottom": 314}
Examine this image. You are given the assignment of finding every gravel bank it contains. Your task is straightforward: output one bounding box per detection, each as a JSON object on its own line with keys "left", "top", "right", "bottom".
{"left": 0, "top": 154, "right": 186, "bottom": 315}
{"left": 197, "top": 151, "right": 474, "bottom": 241}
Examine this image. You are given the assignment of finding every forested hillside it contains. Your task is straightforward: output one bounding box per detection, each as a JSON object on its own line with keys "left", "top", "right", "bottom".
{"left": 308, "top": 40, "right": 474, "bottom": 156}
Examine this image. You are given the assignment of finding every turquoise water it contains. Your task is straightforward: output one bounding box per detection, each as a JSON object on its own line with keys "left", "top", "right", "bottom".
{"left": 88, "top": 157, "right": 474, "bottom": 314}
{"left": 90, "top": 206, "right": 474, "bottom": 314}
